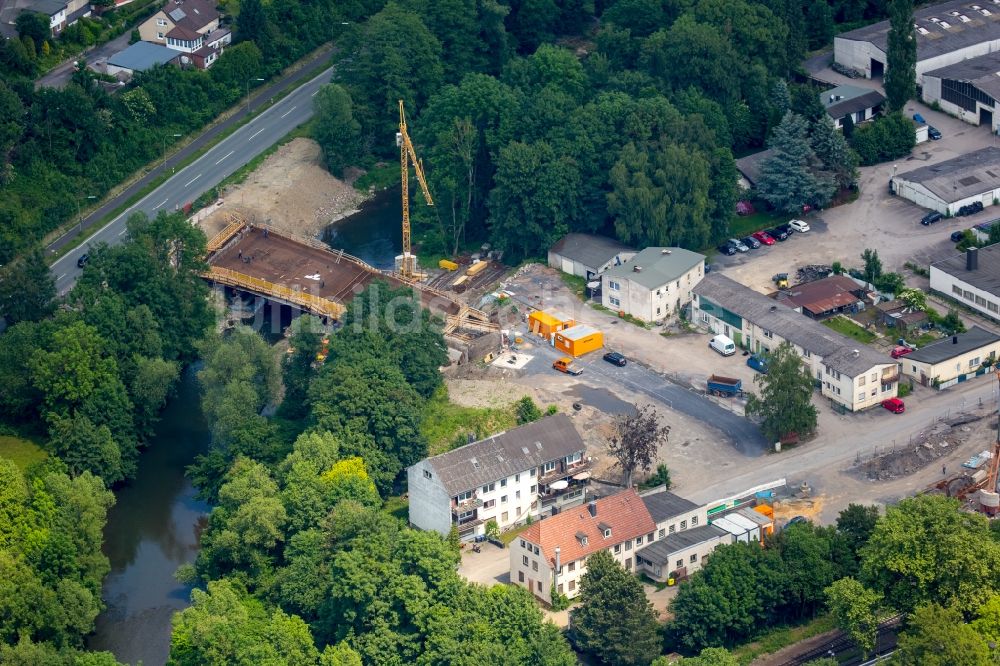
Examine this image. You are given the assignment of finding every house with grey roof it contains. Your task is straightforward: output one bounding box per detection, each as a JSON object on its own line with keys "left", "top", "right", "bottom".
{"left": 693, "top": 273, "right": 899, "bottom": 412}
{"left": 407, "top": 414, "right": 591, "bottom": 540}
{"left": 601, "top": 247, "right": 705, "bottom": 322}
{"left": 901, "top": 324, "right": 1000, "bottom": 388}
{"left": 636, "top": 525, "right": 731, "bottom": 581}
{"left": 931, "top": 245, "right": 1000, "bottom": 322}
{"left": 137, "top": 0, "right": 230, "bottom": 68}
{"left": 835, "top": 0, "right": 1000, "bottom": 85}
{"left": 923, "top": 51, "right": 1000, "bottom": 133}
{"left": 106, "top": 41, "right": 181, "bottom": 78}
{"left": 821, "top": 85, "right": 885, "bottom": 130}
{"left": 892, "top": 147, "right": 1000, "bottom": 216}
{"left": 548, "top": 233, "right": 635, "bottom": 281}
{"left": 735, "top": 148, "right": 774, "bottom": 189}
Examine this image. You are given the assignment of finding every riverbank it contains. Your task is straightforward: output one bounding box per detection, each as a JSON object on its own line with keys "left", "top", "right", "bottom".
{"left": 199, "top": 138, "right": 369, "bottom": 240}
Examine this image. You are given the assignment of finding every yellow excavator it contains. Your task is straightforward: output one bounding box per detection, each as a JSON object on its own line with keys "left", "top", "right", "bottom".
{"left": 396, "top": 100, "right": 433, "bottom": 279}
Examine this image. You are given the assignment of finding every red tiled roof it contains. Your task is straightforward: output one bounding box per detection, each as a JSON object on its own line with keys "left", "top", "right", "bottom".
{"left": 520, "top": 489, "right": 655, "bottom": 566}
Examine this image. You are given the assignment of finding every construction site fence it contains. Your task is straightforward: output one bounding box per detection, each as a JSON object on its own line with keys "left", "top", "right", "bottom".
{"left": 205, "top": 266, "right": 345, "bottom": 319}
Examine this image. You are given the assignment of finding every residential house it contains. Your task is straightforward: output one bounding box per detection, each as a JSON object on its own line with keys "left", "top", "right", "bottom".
{"left": 407, "top": 414, "right": 591, "bottom": 541}
{"left": 735, "top": 148, "right": 774, "bottom": 190}
{"left": 821, "top": 85, "right": 885, "bottom": 129}
{"left": 891, "top": 147, "right": 1000, "bottom": 216}
{"left": 693, "top": 273, "right": 899, "bottom": 412}
{"left": 901, "top": 326, "right": 1000, "bottom": 389}
{"left": 601, "top": 247, "right": 706, "bottom": 322}
{"left": 138, "top": 0, "right": 230, "bottom": 68}
{"left": 875, "top": 299, "right": 929, "bottom": 333}
{"left": 930, "top": 246, "right": 1000, "bottom": 321}
{"left": 3, "top": 0, "right": 67, "bottom": 37}
{"left": 775, "top": 274, "right": 866, "bottom": 320}
{"left": 548, "top": 233, "right": 635, "bottom": 281}
{"left": 510, "top": 490, "right": 655, "bottom": 601}
{"left": 635, "top": 526, "right": 730, "bottom": 582}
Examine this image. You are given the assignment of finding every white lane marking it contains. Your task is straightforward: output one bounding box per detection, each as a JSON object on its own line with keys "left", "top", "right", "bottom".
{"left": 57, "top": 273, "right": 65, "bottom": 280}
{"left": 249, "top": 128, "right": 265, "bottom": 140}
{"left": 184, "top": 174, "right": 201, "bottom": 187}
{"left": 215, "top": 150, "right": 234, "bottom": 165}
{"left": 311, "top": 90, "right": 319, "bottom": 97}
{"left": 118, "top": 229, "right": 127, "bottom": 236}
{"left": 280, "top": 106, "right": 297, "bottom": 118}
{"left": 152, "top": 198, "right": 168, "bottom": 210}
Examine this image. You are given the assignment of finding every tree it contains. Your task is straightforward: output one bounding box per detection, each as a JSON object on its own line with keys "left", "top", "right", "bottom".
{"left": 0, "top": 247, "right": 55, "bottom": 324}
{"left": 515, "top": 396, "right": 542, "bottom": 424}
{"left": 666, "top": 647, "right": 739, "bottom": 665}
{"left": 16, "top": 11, "right": 50, "bottom": 45}
{"left": 940, "top": 311, "right": 966, "bottom": 334}
{"left": 811, "top": 116, "right": 858, "bottom": 190}
{"left": 990, "top": 222, "right": 1000, "bottom": 245}
{"left": 313, "top": 84, "right": 361, "bottom": 177}
{"left": 606, "top": 404, "right": 670, "bottom": 488}
{"left": 236, "top": 0, "right": 271, "bottom": 48}
{"left": 47, "top": 413, "right": 123, "bottom": 485}
{"left": 825, "top": 578, "right": 883, "bottom": 657}
{"left": 894, "top": 603, "right": 991, "bottom": 666}
{"left": 897, "top": 287, "right": 926, "bottom": 312}
{"left": 573, "top": 550, "right": 660, "bottom": 666}
{"left": 209, "top": 41, "right": 264, "bottom": 91}
{"left": 757, "top": 112, "right": 836, "bottom": 213}
{"left": 861, "top": 248, "right": 882, "bottom": 287}
{"left": 884, "top": 0, "right": 916, "bottom": 111}
{"left": 746, "top": 342, "right": 817, "bottom": 444}
{"left": 835, "top": 503, "right": 879, "bottom": 573}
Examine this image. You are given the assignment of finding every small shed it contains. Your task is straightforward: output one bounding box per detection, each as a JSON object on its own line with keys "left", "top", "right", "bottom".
{"left": 875, "top": 299, "right": 929, "bottom": 333}
{"left": 554, "top": 324, "right": 603, "bottom": 357}
{"left": 528, "top": 310, "right": 575, "bottom": 339}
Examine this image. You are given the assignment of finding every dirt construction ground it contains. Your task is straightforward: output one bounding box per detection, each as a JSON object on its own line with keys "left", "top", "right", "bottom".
{"left": 199, "top": 138, "right": 365, "bottom": 240}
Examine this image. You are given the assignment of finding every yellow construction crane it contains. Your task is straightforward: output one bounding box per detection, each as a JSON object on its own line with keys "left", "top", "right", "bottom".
{"left": 397, "top": 99, "right": 433, "bottom": 279}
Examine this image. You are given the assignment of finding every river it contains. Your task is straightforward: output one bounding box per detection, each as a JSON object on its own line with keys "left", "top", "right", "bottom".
{"left": 323, "top": 187, "right": 402, "bottom": 268}
{"left": 88, "top": 371, "right": 210, "bottom": 666}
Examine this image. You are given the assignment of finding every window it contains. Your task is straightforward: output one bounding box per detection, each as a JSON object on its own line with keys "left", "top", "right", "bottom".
{"left": 989, "top": 301, "right": 1000, "bottom": 314}
{"left": 871, "top": 372, "right": 877, "bottom": 382}
{"left": 625, "top": 558, "right": 632, "bottom": 570}
{"left": 530, "top": 485, "right": 537, "bottom": 494}
{"left": 156, "top": 31, "right": 164, "bottom": 38}
{"left": 569, "top": 580, "right": 576, "bottom": 591}
{"left": 501, "top": 495, "right": 509, "bottom": 504}
{"left": 609, "top": 296, "right": 620, "bottom": 307}
{"left": 530, "top": 469, "right": 536, "bottom": 477}
{"left": 482, "top": 483, "right": 495, "bottom": 493}
{"left": 522, "top": 555, "right": 529, "bottom": 566}
{"left": 520, "top": 540, "right": 526, "bottom": 549}
{"left": 566, "top": 452, "right": 582, "bottom": 465}
{"left": 803, "top": 350, "right": 811, "bottom": 358}
{"left": 676, "top": 559, "right": 683, "bottom": 568}
{"left": 953, "top": 284, "right": 964, "bottom": 296}
{"left": 668, "top": 525, "right": 676, "bottom": 534}
{"left": 534, "top": 545, "right": 539, "bottom": 555}
{"left": 516, "top": 507, "right": 521, "bottom": 516}
{"left": 614, "top": 544, "right": 622, "bottom": 554}
{"left": 532, "top": 560, "right": 538, "bottom": 572}
{"left": 568, "top": 562, "right": 576, "bottom": 572}
{"left": 859, "top": 375, "right": 866, "bottom": 386}
{"left": 558, "top": 583, "right": 564, "bottom": 594}
{"left": 157, "top": 18, "right": 167, "bottom": 25}
{"left": 964, "top": 289, "right": 975, "bottom": 301}
{"left": 609, "top": 280, "right": 620, "bottom": 290}
{"left": 515, "top": 473, "right": 520, "bottom": 482}
{"left": 456, "top": 491, "right": 473, "bottom": 502}
{"left": 971, "top": 357, "right": 981, "bottom": 368}
{"left": 458, "top": 510, "right": 475, "bottom": 521}
{"left": 603, "top": 528, "right": 611, "bottom": 538}
{"left": 636, "top": 535, "right": 643, "bottom": 545}
{"left": 871, "top": 389, "right": 877, "bottom": 397}
{"left": 543, "top": 461, "right": 556, "bottom": 473}
{"left": 483, "top": 499, "right": 495, "bottom": 509}
{"left": 658, "top": 528, "right": 665, "bottom": 538}
{"left": 858, "top": 391, "right": 865, "bottom": 401}
{"left": 680, "top": 520, "right": 687, "bottom": 530}
{"left": 625, "top": 540, "right": 632, "bottom": 551}
{"left": 500, "top": 478, "right": 507, "bottom": 488}
{"left": 977, "top": 295, "right": 987, "bottom": 307}
{"left": 691, "top": 517, "right": 698, "bottom": 527}
{"left": 516, "top": 490, "right": 521, "bottom": 499}
{"left": 763, "top": 329, "right": 773, "bottom": 339}
{"left": 690, "top": 554, "right": 698, "bottom": 563}
{"left": 423, "top": 469, "right": 432, "bottom": 479}
{"left": 537, "top": 581, "right": 542, "bottom": 592}
{"left": 656, "top": 307, "right": 661, "bottom": 316}
{"left": 501, "top": 511, "right": 508, "bottom": 522}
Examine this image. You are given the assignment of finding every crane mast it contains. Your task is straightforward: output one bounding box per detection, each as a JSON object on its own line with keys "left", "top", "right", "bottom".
{"left": 397, "top": 100, "right": 433, "bottom": 279}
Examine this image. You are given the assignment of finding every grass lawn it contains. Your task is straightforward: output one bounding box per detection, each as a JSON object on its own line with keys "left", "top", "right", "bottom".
{"left": 905, "top": 331, "right": 941, "bottom": 348}
{"left": 0, "top": 436, "right": 47, "bottom": 471}
{"left": 421, "top": 385, "right": 520, "bottom": 456}
{"left": 728, "top": 210, "right": 787, "bottom": 239}
{"left": 732, "top": 614, "right": 837, "bottom": 664}
{"left": 559, "top": 272, "right": 588, "bottom": 299}
{"left": 823, "top": 316, "right": 877, "bottom": 344}
{"left": 500, "top": 522, "right": 532, "bottom": 545}
{"left": 383, "top": 495, "right": 409, "bottom": 522}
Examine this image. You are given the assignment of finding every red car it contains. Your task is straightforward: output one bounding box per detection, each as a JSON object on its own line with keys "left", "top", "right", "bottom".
{"left": 881, "top": 398, "right": 905, "bottom": 414}
{"left": 752, "top": 230, "right": 776, "bottom": 246}
{"left": 890, "top": 346, "right": 912, "bottom": 359}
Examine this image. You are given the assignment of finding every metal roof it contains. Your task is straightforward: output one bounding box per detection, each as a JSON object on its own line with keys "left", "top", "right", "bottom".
{"left": 549, "top": 233, "right": 633, "bottom": 270}
{"left": 932, "top": 242, "right": 1000, "bottom": 295}
{"left": 558, "top": 324, "right": 600, "bottom": 341}
{"left": 694, "top": 273, "right": 892, "bottom": 377}
{"left": 603, "top": 247, "right": 705, "bottom": 291}
{"left": 107, "top": 41, "right": 180, "bottom": 72}
{"left": 421, "top": 413, "right": 585, "bottom": 496}
{"left": 641, "top": 490, "right": 700, "bottom": 524}
{"left": 838, "top": 0, "right": 1000, "bottom": 61}
{"left": 821, "top": 85, "right": 886, "bottom": 120}
{"left": 925, "top": 51, "right": 1000, "bottom": 102}
{"left": 896, "top": 147, "right": 1000, "bottom": 204}
{"left": 777, "top": 275, "right": 864, "bottom": 316}
{"left": 906, "top": 326, "right": 1000, "bottom": 364}
{"left": 635, "top": 525, "right": 729, "bottom": 565}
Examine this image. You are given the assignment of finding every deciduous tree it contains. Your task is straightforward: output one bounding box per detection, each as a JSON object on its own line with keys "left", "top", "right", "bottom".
{"left": 746, "top": 342, "right": 817, "bottom": 444}
{"left": 312, "top": 84, "right": 361, "bottom": 177}
{"left": 825, "top": 577, "right": 883, "bottom": 657}
{"left": 606, "top": 403, "right": 670, "bottom": 488}
{"left": 894, "top": 603, "right": 991, "bottom": 666}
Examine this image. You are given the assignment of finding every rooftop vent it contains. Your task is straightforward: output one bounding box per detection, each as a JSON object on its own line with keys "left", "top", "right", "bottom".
{"left": 950, "top": 10, "right": 960, "bottom": 15}
{"left": 769, "top": 305, "right": 777, "bottom": 312}
{"left": 960, "top": 14, "right": 971, "bottom": 22}
{"left": 661, "top": 248, "right": 671, "bottom": 254}
{"left": 588, "top": 501, "right": 597, "bottom": 517}
{"left": 535, "top": 441, "right": 543, "bottom": 450}
{"left": 940, "top": 20, "right": 951, "bottom": 28}
{"left": 522, "top": 446, "right": 530, "bottom": 455}
{"left": 917, "top": 26, "right": 930, "bottom": 34}
{"left": 471, "top": 456, "right": 479, "bottom": 469}
{"left": 983, "top": 9, "right": 992, "bottom": 16}
{"left": 929, "top": 16, "right": 940, "bottom": 22}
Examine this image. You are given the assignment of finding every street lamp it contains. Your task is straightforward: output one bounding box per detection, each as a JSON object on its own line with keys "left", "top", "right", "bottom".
{"left": 246, "top": 77, "right": 265, "bottom": 114}
{"left": 162, "top": 133, "right": 182, "bottom": 170}
{"left": 77, "top": 195, "right": 97, "bottom": 234}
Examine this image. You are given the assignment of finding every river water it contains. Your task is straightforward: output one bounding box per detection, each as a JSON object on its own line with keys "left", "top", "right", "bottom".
{"left": 323, "top": 187, "right": 402, "bottom": 268}
{"left": 88, "top": 371, "right": 210, "bottom": 666}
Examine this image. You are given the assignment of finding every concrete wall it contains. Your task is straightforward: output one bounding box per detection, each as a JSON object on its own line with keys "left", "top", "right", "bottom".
{"left": 602, "top": 262, "right": 704, "bottom": 322}
{"left": 406, "top": 460, "right": 453, "bottom": 536}
{"left": 931, "top": 264, "right": 1000, "bottom": 321}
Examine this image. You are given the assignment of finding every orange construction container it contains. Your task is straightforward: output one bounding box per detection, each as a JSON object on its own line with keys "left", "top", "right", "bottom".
{"left": 467, "top": 260, "right": 489, "bottom": 276}
{"left": 554, "top": 324, "right": 603, "bottom": 357}
{"left": 528, "top": 310, "right": 575, "bottom": 339}
{"left": 439, "top": 259, "right": 459, "bottom": 271}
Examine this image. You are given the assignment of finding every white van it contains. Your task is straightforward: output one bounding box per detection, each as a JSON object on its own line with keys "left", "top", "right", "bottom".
{"left": 709, "top": 334, "right": 736, "bottom": 356}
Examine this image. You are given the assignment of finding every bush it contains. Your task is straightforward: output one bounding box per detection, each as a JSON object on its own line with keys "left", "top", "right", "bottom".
{"left": 850, "top": 112, "right": 916, "bottom": 166}
{"left": 873, "top": 272, "right": 904, "bottom": 294}
{"left": 550, "top": 584, "right": 570, "bottom": 611}
{"left": 640, "top": 463, "right": 672, "bottom": 490}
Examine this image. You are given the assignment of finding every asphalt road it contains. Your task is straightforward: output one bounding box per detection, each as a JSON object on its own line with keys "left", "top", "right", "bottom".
{"left": 36, "top": 30, "right": 132, "bottom": 90}
{"left": 48, "top": 49, "right": 334, "bottom": 295}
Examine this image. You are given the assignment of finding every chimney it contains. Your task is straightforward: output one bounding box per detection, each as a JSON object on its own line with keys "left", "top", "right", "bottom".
{"left": 968, "top": 247, "right": 979, "bottom": 271}
{"left": 588, "top": 501, "right": 597, "bottom": 517}
{"left": 954, "top": 335, "right": 959, "bottom": 344}
{"left": 555, "top": 547, "right": 561, "bottom": 572}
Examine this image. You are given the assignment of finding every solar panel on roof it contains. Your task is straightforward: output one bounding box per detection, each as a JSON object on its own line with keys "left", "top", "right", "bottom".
{"left": 169, "top": 8, "right": 186, "bottom": 20}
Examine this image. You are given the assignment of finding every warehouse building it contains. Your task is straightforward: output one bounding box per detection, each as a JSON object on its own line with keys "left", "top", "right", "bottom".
{"left": 548, "top": 233, "right": 635, "bottom": 280}
{"left": 891, "top": 147, "right": 1000, "bottom": 216}
{"left": 601, "top": 247, "right": 705, "bottom": 323}
{"left": 923, "top": 51, "right": 1000, "bottom": 133}
{"left": 835, "top": 0, "right": 1000, "bottom": 84}
{"left": 930, "top": 245, "right": 1000, "bottom": 320}
{"left": 901, "top": 325, "right": 1000, "bottom": 388}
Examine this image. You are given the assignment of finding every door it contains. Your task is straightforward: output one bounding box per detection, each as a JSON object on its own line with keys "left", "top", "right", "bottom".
{"left": 870, "top": 59, "right": 884, "bottom": 78}
{"left": 981, "top": 107, "right": 993, "bottom": 129}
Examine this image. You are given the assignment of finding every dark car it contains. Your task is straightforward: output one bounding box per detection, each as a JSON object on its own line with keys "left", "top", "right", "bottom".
{"left": 770, "top": 224, "right": 792, "bottom": 240}
{"left": 741, "top": 235, "right": 761, "bottom": 249}
{"left": 928, "top": 126, "right": 942, "bottom": 140}
{"left": 957, "top": 201, "right": 982, "bottom": 216}
{"left": 951, "top": 230, "right": 966, "bottom": 243}
{"left": 603, "top": 351, "right": 627, "bottom": 367}
{"left": 717, "top": 243, "right": 736, "bottom": 256}
{"left": 921, "top": 211, "right": 943, "bottom": 225}
{"left": 77, "top": 253, "right": 89, "bottom": 268}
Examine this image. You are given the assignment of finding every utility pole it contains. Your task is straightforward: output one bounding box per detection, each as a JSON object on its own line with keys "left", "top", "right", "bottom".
{"left": 162, "top": 133, "right": 182, "bottom": 170}
{"left": 77, "top": 194, "right": 97, "bottom": 234}
{"left": 246, "top": 77, "right": 264, "bottom": 114}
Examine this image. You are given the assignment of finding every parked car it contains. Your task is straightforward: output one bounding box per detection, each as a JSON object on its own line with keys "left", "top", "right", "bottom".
{"left": 881, "top": 397, "right": 906, "bottom": 414}
{"left": 890, "top": 346, "right": 912, "bottom": 359}
{"left": 752, "top": 230, "right": 775, "bottom": 245}
{"left": 951, "top": 230, "right": 967, "bottom": 243}
{"left": 788, "top": 219, "right": 810, "bottom": 233}
{"left": 741, "top": 235, "right": 761, "bottom": 249}
{"left": 928, "top": 126, "right": 942, "bottom": 140}
{"left": 603, "top": 351, "right": 627, "bottom": 367}
{"left": 920, "top": 211, "right": 943, "bottom": 225}
{"left": 958, "top": 201, "right": 984, "bottom": 216}
{"left": 77, "top": 253, "right": 89, "bottom": 268}
{"left": 727, "top": 238, "right": 750, "bottom": 253}
{"left": 717, "top": 243, "right": 736, "bottom": 256}
{"left": 769, "top": 225, "right": 792, "bottom": 241}
{"left": 709, "top": 334, "right": 736, "bottom": 356}
{"left": 552, "top": 357, "right": 583, "bottom": 375}
{"left": 913, "top": 113, "right": 926, "bottom": 124}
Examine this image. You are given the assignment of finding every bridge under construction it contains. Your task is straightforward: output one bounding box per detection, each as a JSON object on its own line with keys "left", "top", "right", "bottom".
{"left": 203, "top": 216, "right": 500, "bottom": 357}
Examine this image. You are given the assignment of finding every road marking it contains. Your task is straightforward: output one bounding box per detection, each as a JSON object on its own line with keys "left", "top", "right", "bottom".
{"left": 311, "top": 90, "right": 319, "bottom": 97}
{"left": 280, "top": 106, "right": 297, "bottom": 118}
{"left": 56, "top": 273, "right": 65, "bottom": 281}
{"left": 118, "top": 229, "right": 127, "bottom": 236}
{"left": 215, "top": 150, "right": 234, "bottom": 165}
{"left": 184, "top": 174, "right": 201, "bottom": 187}
{"left": 249, "top": 128, "right": 265, "bottom": 140}
{"left": 152, "top": 198, "right": 168, "bottom": 210}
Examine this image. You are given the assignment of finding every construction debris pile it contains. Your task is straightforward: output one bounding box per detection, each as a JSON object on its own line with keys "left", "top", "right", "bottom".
{"left": 851, "top": 412, "right": 983, "bottom": 481}
{"left": 795, "top": 265, "right": 833, "bottom": 284}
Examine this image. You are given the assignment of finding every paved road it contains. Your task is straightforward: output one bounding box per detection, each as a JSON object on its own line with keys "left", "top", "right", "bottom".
{"left": 36, "top": 30, "right": 132, "bottom": 89}
{"left": 48, "top": 47, "right": 334, "bottom": 295}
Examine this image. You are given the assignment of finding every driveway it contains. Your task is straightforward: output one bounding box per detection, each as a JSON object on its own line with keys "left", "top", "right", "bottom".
{"left": 37, "top": 30, "right": 132, "bottom": 89}
{"left": 458, "top": 543, "right": 510, "bottom": 586}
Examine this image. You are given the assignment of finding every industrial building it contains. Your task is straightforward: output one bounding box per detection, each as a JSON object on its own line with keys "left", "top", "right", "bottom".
{"left": 547, "top": 233, "right": 635, "bottom": 280}
{"left": 930, "top": 245, "right": 1000, "bottom": 321}
{"left": 891, "top": 147, "right": 1000, "bottom": 216}
{"left": 601, "top": 247, "right": 706, "bottom": 323}
{"left": 835, "top": 0, "right": 1000, "bottom": 84}
{"left": 901, "top": 326, "right": 1000, "bottom": 388}
{"left": 923, "top": 51, "right": 1000, "bottom": 133}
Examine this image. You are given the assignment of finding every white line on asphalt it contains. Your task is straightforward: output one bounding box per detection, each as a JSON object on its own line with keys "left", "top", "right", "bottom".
{"left": 311, "top": 90, "right": 319, "bottom": 96}
{"left": 118, "top": 229, "right": 127, "bottom": 236}
{"left": 152, "top": 198, "right": 168, "bottom": 210}
{"left": 56, "top": 273, "right": 65, "bottom": 280}
{"left": 215, "top": 150, "right": 234, "bottom": 165}
{"left": 280, "top": 106, "right": 297, "bottom": 118}
{"left": 249, "top": 128, "right": 265, "bottom": 140}
{"left": 184, "top": 174, "right": 201, "bottom": 187}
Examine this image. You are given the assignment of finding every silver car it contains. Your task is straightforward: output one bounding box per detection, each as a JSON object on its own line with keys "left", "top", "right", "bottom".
{"left": 727, "top": 238, "right": 749, "bottom": 253}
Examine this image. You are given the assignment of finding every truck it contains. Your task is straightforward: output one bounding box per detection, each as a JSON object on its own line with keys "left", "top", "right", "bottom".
{"left": 553, "top": 357, "right": 583, "bottom": 376}
{"left": 747, "top": 354, "right": 768, "bottom": 374}
{"left": 707, "top": 375, "right": 742, "bottom": 397}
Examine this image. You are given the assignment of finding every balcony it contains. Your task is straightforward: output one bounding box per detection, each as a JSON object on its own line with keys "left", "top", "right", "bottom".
{"left": 880, "top": 369, "right": 900, "bottom": 385}
{"left": 452, "top": 495, "right": 484, "bottom": 513}
{"left": 538, "top": 458, "right": 593, "bottom": 486}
